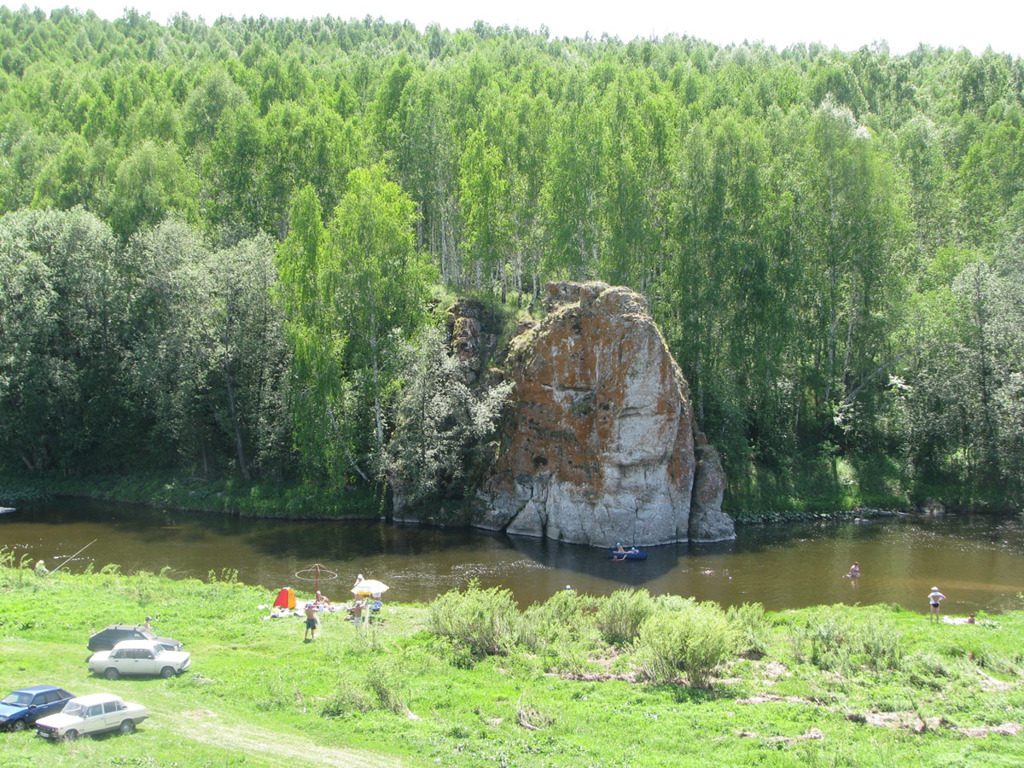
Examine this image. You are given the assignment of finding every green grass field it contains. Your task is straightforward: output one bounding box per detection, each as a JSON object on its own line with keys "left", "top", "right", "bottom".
{"left": 2, "top": 554, "right": 1023, "bottom": 767}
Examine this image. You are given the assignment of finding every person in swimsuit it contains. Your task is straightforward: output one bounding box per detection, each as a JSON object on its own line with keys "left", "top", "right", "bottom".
{"left": 846, "top": 562, "right": 860, "bottom": 578}
{"left": 304, "top": 602, "right": 318, "bottom": 640}
{"left": 928, "top": 587, "right": 946, "bottom": 622}
{"left": 351, "top": 597, "right": 366, "bottom": 628}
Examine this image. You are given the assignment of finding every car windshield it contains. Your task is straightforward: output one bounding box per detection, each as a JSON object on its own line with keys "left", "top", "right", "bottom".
{"left": 2, "top": 692, "right": 32, "bottom": 706}
{"left": 63, "top": 702, "right": 85, "bottom": 717}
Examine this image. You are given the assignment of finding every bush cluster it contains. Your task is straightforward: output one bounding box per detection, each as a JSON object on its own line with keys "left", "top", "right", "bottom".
{"left": 786, "top": 605, "right": 904, "bottom": 673}
{"left": 428, "top": 582, "right": 757, "bottom": 687}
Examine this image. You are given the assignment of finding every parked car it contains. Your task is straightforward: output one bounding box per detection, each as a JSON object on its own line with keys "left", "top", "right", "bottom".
{"left": 87, "top": 624, "right": 182, "bottom": 652}
{"left": 0, "top": 686, "right": 75, "bottom": 732}
{"left": 88, "top": 639, "right": 191, "bottom": 679}
{"left": 35, "top": 693, "right": 147, "bottom": 741}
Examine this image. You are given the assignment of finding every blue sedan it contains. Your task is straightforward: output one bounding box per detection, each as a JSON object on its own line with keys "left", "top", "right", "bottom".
{"left": 0, "top": 686, "right": 75, "bottom": 732}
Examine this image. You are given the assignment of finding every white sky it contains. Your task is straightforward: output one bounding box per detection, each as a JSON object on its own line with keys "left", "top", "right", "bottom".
{"left": 12, "top": 1, "right": 1024, "bottom": 57}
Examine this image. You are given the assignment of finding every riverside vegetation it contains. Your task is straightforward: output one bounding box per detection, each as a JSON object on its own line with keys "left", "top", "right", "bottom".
{"left": 2, "top": 552, "right": 1023, "bottom": 767}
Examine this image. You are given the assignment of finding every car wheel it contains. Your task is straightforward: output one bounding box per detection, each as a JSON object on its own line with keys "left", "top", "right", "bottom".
{"left": 160, "top": 666, "right": 176, "bottom": 678}
{"left": 119, "top": 720, "right": 136, "bottom": 735}
{"left": 64, "top": 729, "right": 79, "bottom": 741}
{"left": 10, "top": 718, "right": 26, "bottom": 731}
{"left": 104, "top": 667, "right": 120, "bottom": 680}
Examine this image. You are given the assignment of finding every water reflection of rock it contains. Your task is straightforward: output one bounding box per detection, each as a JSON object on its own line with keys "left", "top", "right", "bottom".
{"left": 505, "top": 533, "right": 694, "bottom": 587}
{"left": 10, "top": 499, "right": 1024, "bottom": 612}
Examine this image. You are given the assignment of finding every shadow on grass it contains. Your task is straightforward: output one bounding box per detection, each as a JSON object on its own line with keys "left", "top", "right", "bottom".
{"left": 640, "top": 682, "right": 742, "bottom": 705}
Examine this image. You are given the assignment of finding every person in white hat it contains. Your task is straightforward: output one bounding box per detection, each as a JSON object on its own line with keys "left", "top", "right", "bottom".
{"left": 928, "top": 587, "right": 946, "bottom": 622}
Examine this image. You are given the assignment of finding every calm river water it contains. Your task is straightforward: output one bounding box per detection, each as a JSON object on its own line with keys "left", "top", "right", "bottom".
{"left": 2, "top": 499, "right": 1023, "bottom": 615}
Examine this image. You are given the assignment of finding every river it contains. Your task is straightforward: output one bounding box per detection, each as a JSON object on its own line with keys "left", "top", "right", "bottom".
{"left": 2, "top": 499, "right": 1023, "bottom": 615}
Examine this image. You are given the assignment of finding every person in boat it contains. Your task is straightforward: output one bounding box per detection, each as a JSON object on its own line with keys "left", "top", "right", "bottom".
{"left": 615, "top": 543, "right": 626, "bottom": 553}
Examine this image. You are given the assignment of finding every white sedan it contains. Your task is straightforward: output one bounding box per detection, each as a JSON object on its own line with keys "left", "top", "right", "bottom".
{"left": 89, "top": 639, "right": 191, "bottom": 679}
{"left": 35, "top": 693, "right": 147, "bottom": 740}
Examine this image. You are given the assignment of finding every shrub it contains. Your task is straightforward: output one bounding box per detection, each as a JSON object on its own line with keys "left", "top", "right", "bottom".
{"left": 633, "top": 600, "right": 740, "bottom": 687}
{"left": 788, "top": 605, "right": 904, "bottom": 673}
{"left": 364, "top": 658, "right": 411, "bottom": 715}
{"left": 860, "top": 614, "right": 903, "bottom": 671}
{"left": 428, "top": 581, "right": 519, "bottom": 658}
{"left": 519, "top": 588, "right": 598, "bottom": 652}
{"left": 320, "top": 681, "right": 375, "bottom": 718}
{"left": 595, "top": 589, "right": 655, "bottom": 648}
{"left": 725, "top": 602, "right": 769, "bottom": 656}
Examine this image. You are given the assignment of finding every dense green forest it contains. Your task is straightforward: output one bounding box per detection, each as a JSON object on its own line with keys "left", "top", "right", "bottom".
{"left": 1, "top": 7, "right": 1023, "bottom": 517}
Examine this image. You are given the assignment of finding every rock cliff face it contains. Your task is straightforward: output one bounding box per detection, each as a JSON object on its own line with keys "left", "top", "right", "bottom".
{"left": 474, "top": 281, "right": 734, "bottom": 546}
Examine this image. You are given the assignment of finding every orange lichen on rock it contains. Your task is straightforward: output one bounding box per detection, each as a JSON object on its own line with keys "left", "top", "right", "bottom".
{"left": 474, "top": 281, "right": 734, "bottom": 547}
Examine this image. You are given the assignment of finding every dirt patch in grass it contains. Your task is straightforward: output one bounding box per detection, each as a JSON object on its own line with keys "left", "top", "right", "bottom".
{"left": 976, "top": 670, "right": 1012, "bottom": 692}
{"left": 169, "top": 706, "right": 403, "bottom": 768}
{"left": 846, "top": 710, "right": 1022, "bottom": 737}
{"left": 735, "top": 727, "right": 824, "bottom": 742}
{"left": 735, "top": 693, "right": 814, "bottom": 706}
{"left": 956, "top": 722, "right": 1022, "bottom": 738}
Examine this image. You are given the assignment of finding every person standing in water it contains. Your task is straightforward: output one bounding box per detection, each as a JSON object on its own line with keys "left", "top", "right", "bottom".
{"left": 928, "top": 586, "right": 946, "bottom": 622}
{"left": 846, "top": 562, "right": 860, "bottom": 578}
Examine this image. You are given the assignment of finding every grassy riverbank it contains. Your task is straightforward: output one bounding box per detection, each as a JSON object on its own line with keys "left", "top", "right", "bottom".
{"left": 1, "top": 559, "right": 1023, "bottom": 767}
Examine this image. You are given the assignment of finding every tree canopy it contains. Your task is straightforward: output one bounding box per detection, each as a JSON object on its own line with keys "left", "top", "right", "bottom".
{"left": 2, "top": 9, "right": 1023, "bottom": 512}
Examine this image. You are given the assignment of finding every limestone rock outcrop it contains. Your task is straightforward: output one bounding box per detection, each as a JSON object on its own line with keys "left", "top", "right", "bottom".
{"left": 445, "top": 298, "right": 496, "bottom": 383}
{"left": 474, "top": 281, "right": 734, "bottom": 546}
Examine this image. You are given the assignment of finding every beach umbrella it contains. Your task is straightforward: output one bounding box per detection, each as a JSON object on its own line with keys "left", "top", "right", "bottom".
{"left": 351, "top": 579, "right": 389, "bottom": 595}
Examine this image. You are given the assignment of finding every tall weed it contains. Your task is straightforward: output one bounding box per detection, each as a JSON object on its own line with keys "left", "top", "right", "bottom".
{"left": 725, "top": 602, "right": 769, "bottom": 656}
{"left": 860, "top": 614, "right": 903, "bottom": 671}
{"left": 634, "top": 600, "right": 740, "bottom": 687}
{"left": 595, "top": 588, "right": 655, "bottom": 648}
{"left": 364, "top": 658, "right": 411, "bottom": 715}
{"left": 788, "top": 605, "right": 903, "bottom": 674}
{"left": 428, "top": 581, "right": 519, "bottom": 659}
{"left": 319, "top": 681, "right": 375, "bottom": 718}
{"left": 519, "top": 589, "right": 597, "bottom": 652}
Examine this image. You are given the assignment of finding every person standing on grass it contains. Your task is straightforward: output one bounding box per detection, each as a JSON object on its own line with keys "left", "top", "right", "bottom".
{"left": 304, "top": 602, "right": 318, "bottom": 640}
{"left": 352, "top": 597, "right": 366, "bottom": 629}
{"left": 928, "top": 587, "right": 946, "bottom": 622}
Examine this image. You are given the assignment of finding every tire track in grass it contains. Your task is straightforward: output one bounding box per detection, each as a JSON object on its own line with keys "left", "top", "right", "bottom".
{"left": 159, "top": 707, "right": 406, "bottom": 768}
